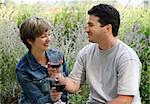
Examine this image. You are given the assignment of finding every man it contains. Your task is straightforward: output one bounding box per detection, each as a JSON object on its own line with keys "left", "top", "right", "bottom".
{"left": 51, "top": 4, "right": 141, "bottom": 104}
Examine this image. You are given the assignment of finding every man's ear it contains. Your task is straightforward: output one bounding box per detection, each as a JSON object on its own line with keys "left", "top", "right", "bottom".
{"left": 105, "top": 24, "right": 112, "bottom": 32}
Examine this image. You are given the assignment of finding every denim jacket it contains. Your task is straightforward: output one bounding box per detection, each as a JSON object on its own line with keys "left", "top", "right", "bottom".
{"left": 16, "top": 49, "right": 68, "bottom": 104}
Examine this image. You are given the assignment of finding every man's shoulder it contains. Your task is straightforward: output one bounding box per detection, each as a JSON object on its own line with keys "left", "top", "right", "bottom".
{"left": 80, "top": 43, "right": 96, "bottom": 53}
{"left": 77, "top": 43, "right": 97, "bottom": 59}
{"left": 117, "top": 40, "right": 140, "bottom": 62}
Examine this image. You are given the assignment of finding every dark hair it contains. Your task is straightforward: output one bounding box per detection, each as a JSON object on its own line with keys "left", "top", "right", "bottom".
{"left": 19, "top": 17, "right": 50, "bottom": 50}
{"left": 88, "top": 4, "right": 120, "bottom": 36}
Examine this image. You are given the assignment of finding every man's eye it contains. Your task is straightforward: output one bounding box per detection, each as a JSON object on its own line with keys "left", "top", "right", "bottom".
{"left": 88, "top": 24, "right": 93, "bottom": 27}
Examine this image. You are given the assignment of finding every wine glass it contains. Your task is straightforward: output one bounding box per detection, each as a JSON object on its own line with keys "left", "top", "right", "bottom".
{"left": 47, "top": 51, "right": 66, "bottom": 104}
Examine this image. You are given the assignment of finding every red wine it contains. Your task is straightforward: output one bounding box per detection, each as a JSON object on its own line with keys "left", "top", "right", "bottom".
{"left": 50, "top": 80, "right": 65, "bottom": 92}
{"left": 50, "top": 64, "right": 61, "bottom": 68}
{"left": 55, "top": 84, "right": 65, "bottom": 92}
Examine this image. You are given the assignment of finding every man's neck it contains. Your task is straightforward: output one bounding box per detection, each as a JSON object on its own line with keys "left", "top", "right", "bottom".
{"left": 98, "top": 37, "right": 118, "bottom": 50}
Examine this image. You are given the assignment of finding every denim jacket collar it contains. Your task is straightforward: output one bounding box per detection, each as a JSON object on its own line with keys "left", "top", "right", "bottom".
{"left": 26, "top": 51, "right": 41, "bottom": 70}
{"left": 26, "top": 49, "right": 63, "bottom": 70}
{"left": 45, "top": 49, "right": 64, "bottom": 64}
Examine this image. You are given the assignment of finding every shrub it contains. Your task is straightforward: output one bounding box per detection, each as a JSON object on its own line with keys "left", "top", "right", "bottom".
{"left": 0, "top": 20, "right": 25, "bottom": 103}
{"left": 0, "top": 3, "right": 27, "bottom": 103}
{"left": 0, "top": 1, "right": 150, "bottom": 104}
{"left": 123, "top": 24, "right": 150, "bottom": 104}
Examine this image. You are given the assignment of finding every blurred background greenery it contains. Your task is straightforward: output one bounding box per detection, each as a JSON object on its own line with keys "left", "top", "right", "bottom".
{"left": 0, "top": 0, "right": 149, "bottom": 104}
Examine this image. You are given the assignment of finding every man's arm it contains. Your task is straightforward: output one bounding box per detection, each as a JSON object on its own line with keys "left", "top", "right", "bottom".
{"left": 56, "top": 73, "right": 80, "bottom": 93}
{"left": 64, "top": 77, "right": 80, "bottom": 93}
{"left": 108, "top": 95, "right": 133, "bottom": 104}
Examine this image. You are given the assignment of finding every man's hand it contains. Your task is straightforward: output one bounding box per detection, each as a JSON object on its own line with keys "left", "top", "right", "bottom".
{"left": 56, "top": 73, "right": 67, "bottom": 86}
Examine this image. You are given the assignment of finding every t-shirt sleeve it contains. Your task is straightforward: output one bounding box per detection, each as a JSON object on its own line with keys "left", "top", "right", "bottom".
{"left": 117, "top": 58, "right": 141, "bottom": 96}
{"left": 68, "top": 49, "right": 86, "bottom": 85}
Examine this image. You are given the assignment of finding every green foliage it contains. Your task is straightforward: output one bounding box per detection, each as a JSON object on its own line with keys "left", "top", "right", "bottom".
{"left": 119, "top": 8, "right": 150, "bottom": 38}
{"left": 14, "top": 2, "right": 52, "bottom": 26}
{"left": 0, "top": 1, "right": 150, "bottom": 104}
{"left": 123, "top": 24, "right": 150, "bottom": 104}
{"left": 15, "top": 4, "right": 33, "bottom": 26}
{"left": 0, "top": 25, "right": 25, "bottom": 103}
{"left": 68, "top": 84, "right": 89, "bottom": 104}
{"left": 0, "top": 3, "right": 27, "bottom": 103}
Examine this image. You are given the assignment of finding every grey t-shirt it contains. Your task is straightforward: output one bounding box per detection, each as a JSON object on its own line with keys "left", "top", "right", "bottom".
{"left": 69, "top": 39, "right": 141, "bottom": 104}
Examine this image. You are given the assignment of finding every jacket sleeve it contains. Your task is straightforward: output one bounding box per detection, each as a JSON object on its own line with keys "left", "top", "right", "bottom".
{"left": 16, "top": 70, "right": 54, "bottom": 104}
